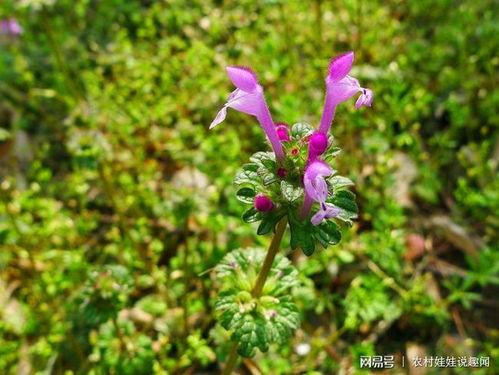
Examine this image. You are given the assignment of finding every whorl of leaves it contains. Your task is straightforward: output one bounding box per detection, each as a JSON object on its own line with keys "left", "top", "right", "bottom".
{"left": 213, "top": 248, "right": 300, "bottom": 357}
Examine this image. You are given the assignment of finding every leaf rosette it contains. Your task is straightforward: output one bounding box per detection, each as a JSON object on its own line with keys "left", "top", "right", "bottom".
{"left": 213, "top": 248, "right": 300, "bottom": 357}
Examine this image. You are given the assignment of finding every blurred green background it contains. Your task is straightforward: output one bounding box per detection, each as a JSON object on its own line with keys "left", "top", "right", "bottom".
{"left": 0, "top": 0, "right": 498, "bottom": 374}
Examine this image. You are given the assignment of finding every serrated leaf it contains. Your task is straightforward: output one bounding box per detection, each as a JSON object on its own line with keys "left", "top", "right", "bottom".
{"left": 280, "top": 180, "right": 303, "bottom": 202}
{"left": 250, "top": 152, "right": 275, "bottom": 165}
{"left": 301, "top": 237, "right": 315, "bottom": 256}
{"left": 214, "top": 248, "right": 301, "bottom": 357}
{"left": 290, "top": 122, "right": 314, "bottom": 139}
{"left": 289, "top": 220, "right": 315, "bottom": 255}
{"left": 323, "top": 146, "right": 341, "bottom": 161}
{"left": 242, "top": 163, "right": 259, "bottom": 172}
{"left": 266, "top": 298, "right": 300, "bottom": 343}
{"left": 261, "top": 171, "right": 278, "bottom": 186}
{"left": 236, "top": 187, "right": 256, "bottom": 204}
{"left": 257, "top": 212, "right": 285, "bottom": 235}
{"left": 316, "top": 220, "right": 342, "bottom": 246}
{"left": 214, "top": 295, "right": 236, "bottom": 312}
{"left": 331, "top": 190, "right": 358, "bottom": 214}
{"left": 242, "top": 207, "right": 262, "bottom": 223}
{"left": 261, "top": 159, "right": 277, "bottom": 171}
{"left": 233, "top": 314, "right": 269, "bottom": 357}
{"left": 235, "top": 168, "right": 259, "bottom": 186}
{"left": 313, "top": 225, "right": 330, "bottom": 248}
{"left": 329, "top": 175, "right": 355, "bottom": 190}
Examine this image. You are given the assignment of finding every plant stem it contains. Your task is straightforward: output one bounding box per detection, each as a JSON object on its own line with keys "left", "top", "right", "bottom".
{"left": 222, "top": 217, "right": 288, "bottom": 374}
{"left": 252, "top": 218, "right": 288, "bottom": 297}
{"left": 222, "top": 343, "right": 239, "bottom": 375}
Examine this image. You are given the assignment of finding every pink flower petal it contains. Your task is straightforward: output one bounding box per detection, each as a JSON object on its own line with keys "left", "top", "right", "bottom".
{"left": 226, "top": 66, "right": 258, "bottom": 92}
{"left": 355, "top": 88, "right": 374, "bottom": 109}
{"left": 209, "top": 107, "right": 227, "bottom": 129}
{"left": 303, "top": 160, "right": 332, "bottom": 201}
{"left": 311, "top": 210, "right": 326, "bottom": 226}
{"left": 226, "top": 89, "right": 262, "bottom": 117}
{"left": 327, "top": 52, "right": 354, "bottom": 82}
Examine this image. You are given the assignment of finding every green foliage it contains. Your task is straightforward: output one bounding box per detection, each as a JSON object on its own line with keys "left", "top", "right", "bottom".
{"left": 90, "top": 320, "right": 154, "bottom": 375}
{"left": 343, "top": 274, "right": 401, "bottom": 330}
{"left": 72, "top": 265, "right": 133, "bottom": 326}
{"left": 214, "top": 248, "right": 300, "bottom": 357}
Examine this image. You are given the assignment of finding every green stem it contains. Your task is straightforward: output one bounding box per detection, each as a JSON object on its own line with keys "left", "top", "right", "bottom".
{"left": 222, "top": 218, "right": 288, "bottom": 374}
{"left": 251, "top": 218, "right": 288, "bottom": 297}
{"left": 222, "top": 343, "right": 239, "bottom": 375}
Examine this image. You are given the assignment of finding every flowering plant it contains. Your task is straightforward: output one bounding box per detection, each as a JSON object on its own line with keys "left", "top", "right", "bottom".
{"left": 210, "top": 52, "right": 372, "bottom": 372}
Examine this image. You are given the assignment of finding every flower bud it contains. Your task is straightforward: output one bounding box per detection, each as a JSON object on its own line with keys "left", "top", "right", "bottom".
{"left": 277, "top": 128, "right": 290, "bottom": 141}
{"left": 254, "top": 194, "right": 274, "bottom": 212}
{"left": 309, "top": 132, "right": 328, "bottom": 155}
{"left": 277, "top": 168, "right": 287, "bottom": 178}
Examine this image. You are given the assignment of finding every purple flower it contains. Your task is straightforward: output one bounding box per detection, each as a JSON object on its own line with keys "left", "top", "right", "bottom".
{"left": 210, "top": 66, "right": 285, "bottom": 160}
{"left": 302, "top": 160, "right": 341, "bottom": 225}
{"left": 0, "top": 19, "right": 23, "bottom": 36}
{"left": 318, "top": 52, "right": 373, "bottom": 134}
{"left": 254, "top": 194, "right": 274, "bottom": 212}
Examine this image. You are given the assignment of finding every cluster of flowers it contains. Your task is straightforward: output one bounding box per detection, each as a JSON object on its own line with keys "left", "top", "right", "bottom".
{"left": 211, "top": 52, "right": 372, "bottom": 227}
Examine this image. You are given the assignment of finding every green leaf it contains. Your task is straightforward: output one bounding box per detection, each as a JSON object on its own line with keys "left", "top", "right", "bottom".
{"left": 322, "top": 146, "right": 341, "bottom": 161}
{"left": 290, "top": 122, "right": 313, "bottom": 139}
{"left": 242, "top": 207, "right": 262, "bottom": 223}
{"left": 301, "top": 237, "right": 315, "bottom": 256}
{"left": 289, "top": 220, "right": 315, "bottom": 256}
{"left": 262, "top": 159, "right": 277, "bottom": 172}
{"left": 250, "top": 152, "right": 275, "bottom": 165}
{"left": 316, "top": 220, "right": 342, "bottom": 246}
{"left": 214, "top": 248, "right": 301, "bottom": 358}
{"left": 242, "top": 163, "right": 259, "bottom": 172}
{"left": 331, "top": 190, "right": 358, "bottom": 214}
{"left": 266, "top": 297, "right": 300, "bottom": 343}
{"left": 236, "top": 187, "right": 256, "bottom": 204}
{"left": 280, "top": 180, "right": 303, "bottom": 202}
{"left": 234, "top": 168, "right": 258, "bottom": 186}
{"left": 232, "top": 314, "right": 269, "bottom": 357}
{"left": 329, "top": 190, "right": 358, "bottom": 225}
{"left": 329, "top": 175, "right": 355, "bottom": 190}
{"left": 257, "top": 212, "right": 285, "bottom": 235}
{"left": 261, "top": 159, "right": 277, "bottom": 171}
{"left": 261, "top": 171, "right": 279, "bottom": 186}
